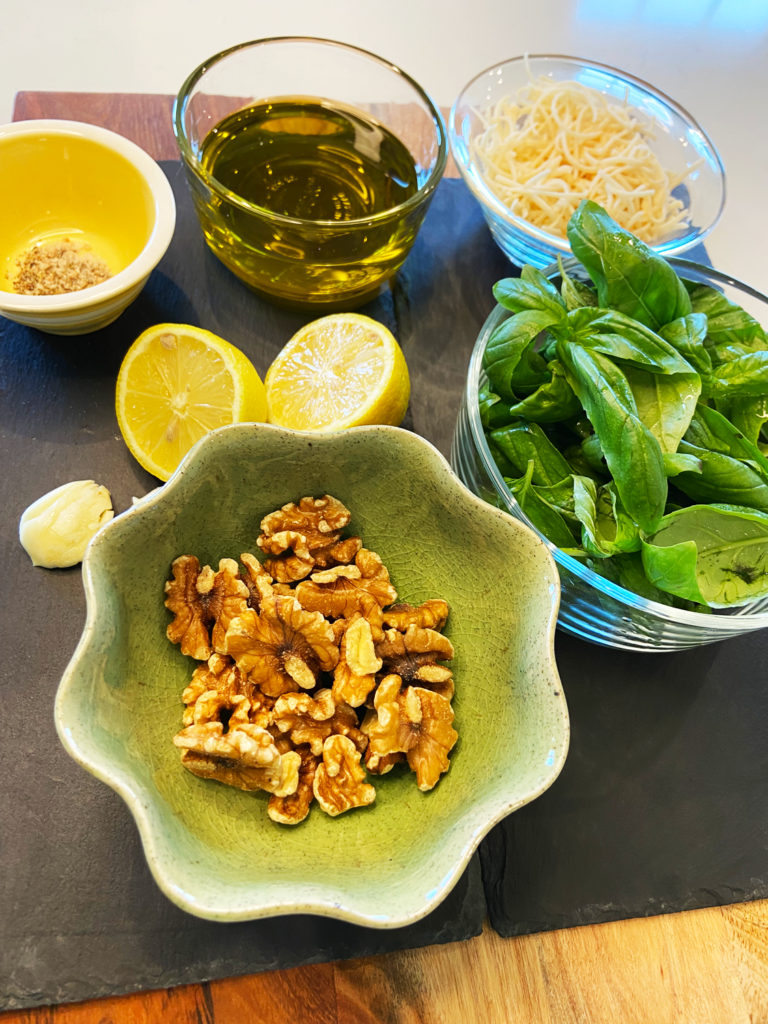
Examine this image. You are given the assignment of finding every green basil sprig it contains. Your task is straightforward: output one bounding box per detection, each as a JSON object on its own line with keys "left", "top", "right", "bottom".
{"left": 482, "top": 310, "right": 559, "bottom": 402}
{"left": 558, "top": 341, "right": 667, "bottom": 533}
{"left": 566, "top": 307, "right": 696, "bottom": 375}
{"left": 493, "top": 266, "right": 567, "bottom": 321}
{"left": 566, "top": 199, "right": 692, "bottom": 331}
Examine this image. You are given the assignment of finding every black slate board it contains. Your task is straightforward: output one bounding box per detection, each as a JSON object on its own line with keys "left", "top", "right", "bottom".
{"left": 482, "top": 630, "right": 768, "bottom": 936}
{"left": 3, "top": 164, "right": 767, "bottom": 1010}
{"left": 0, "top": 168, "right": 503, "bottom": 1011}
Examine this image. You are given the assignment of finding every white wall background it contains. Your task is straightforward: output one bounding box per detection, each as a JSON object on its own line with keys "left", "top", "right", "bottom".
{"left": 2, "top": 0, "right": 767, "bottom": 284}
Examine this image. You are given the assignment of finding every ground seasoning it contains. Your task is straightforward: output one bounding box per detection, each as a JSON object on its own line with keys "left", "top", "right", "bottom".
{"left": 10, "top": 238, "right": 111, "bottom": 295}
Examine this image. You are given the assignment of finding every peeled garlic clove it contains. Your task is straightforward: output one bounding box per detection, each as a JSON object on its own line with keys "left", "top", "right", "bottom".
{"left": 19, "top": 480, "right": 114, "bottom": 568}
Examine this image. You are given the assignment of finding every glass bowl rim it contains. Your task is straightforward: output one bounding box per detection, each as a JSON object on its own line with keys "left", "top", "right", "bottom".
{"left": 466, "top": 255, "right": 768, "bottom": 630}
{"left": 448, "top": 53, "right": 726, "bottom": 257}
{"left": 173, "top": 35, "right": 448, "bottom": 229}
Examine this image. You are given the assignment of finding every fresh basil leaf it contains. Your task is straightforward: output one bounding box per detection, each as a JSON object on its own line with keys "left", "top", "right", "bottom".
{"left": 506, "top": 361, "right": 582, "bottom": 422}
{"left": 580, "top": 433, "right": 607, "bottom": 473}
{"left": 714, "top": 342, "right": 766, "bottom": 365}
{"left": 486, "top": 435, "right": 518, "bottom": 477}
{"left": 573, "top": 477, "right": 641, "bottom": 557}
{"left": 642, "top": 504, "right": 768, "bottom": 606}
{"left": 702, "top": 351, "right": 768, "bottom": 399}
{"left": 659, "top": 314, "right": 713, "bottom": 375}
{"left": 688, "top": 285, "right": 768, "bottom": 352}
{"left": 674, "top": 440, "right": 768, "bottom": 511}
{"left": 640, "top": 537, "right": 707, "bottom": 604}
{"left": 684, "top": 408, "right": 732, "bottom": 454}
{"left": 686, "top": 404, "right": 768, "bottom": 480}
{"left": 663, "top": 452, "right": 703, "bottom": 476}
{"left": 624, "top": 365, "right": 701, "bottom": 453}
{"left": 566, "top": 307, "right": 696, "bottom": 375}
{"left": 731, "top": 397, "right": 768, "bottom": 447}
{"left": 566, "top": 200, "right": 692, "bottom": 331}
{"left": 563, "top": 445, "right": 607, "bottom": 483}
{"left": 490, "top": 422, "right": 573, "bottom": 486}
{"left": 493, "top": 271, "right": 566, "bottom": 321}
{"left": 535, "top": 476, "right": 577, "bottom": 514}
{"left": 511, "top": 344, "right": 551, "bottom": 392}
{"left": 504, "top": 462, "right": 580, "bottom": 548}
{"left": 559, "top": 341, "right": 667, "bottom": 532}
{"left": 562, "top": 415, "right": 594, "bottom": 441}
{"left": 482, "top": 310, "right": 560, "bottom": 402}
{"left": 590, "top": 551, "right": 707, "bottom": 609}
{"left": 479, "top": 388, "right": 516, "bottom": 430}
{"left": 557, "top": 255, "right": 598, "bottom": 311}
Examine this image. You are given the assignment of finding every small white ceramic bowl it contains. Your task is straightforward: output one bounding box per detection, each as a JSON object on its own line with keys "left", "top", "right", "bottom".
{"left": 0, "top": 120, "right": 176, "bottom": 335}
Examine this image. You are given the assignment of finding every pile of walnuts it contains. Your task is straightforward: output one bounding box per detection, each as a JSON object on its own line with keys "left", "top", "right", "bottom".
{"left": 164, "top": 495, "right": 458, "bottom": 825}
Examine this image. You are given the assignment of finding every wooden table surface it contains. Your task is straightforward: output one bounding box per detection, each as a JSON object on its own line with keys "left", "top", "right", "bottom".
{"left": 4, "top": 91, "right": 768, "bottom": 1024}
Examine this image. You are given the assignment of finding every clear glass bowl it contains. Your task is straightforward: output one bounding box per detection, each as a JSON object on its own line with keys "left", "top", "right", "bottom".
{"left": 451, "top": 258, "right": 768, "bottom": 650}
{"left": 449, "top": 55, "right": 725, "bottom": 270}
{"left": 174, "top": 37, "right": 447, "bottom": 310}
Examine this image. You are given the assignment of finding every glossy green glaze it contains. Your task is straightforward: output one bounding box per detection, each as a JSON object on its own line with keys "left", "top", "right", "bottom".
{"left": 55, "top": 424, "right": 568, "bottom": 925}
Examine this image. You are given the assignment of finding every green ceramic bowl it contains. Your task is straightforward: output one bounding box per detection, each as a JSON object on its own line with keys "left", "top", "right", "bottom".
{"left": 55, "top": 424, "right": 568, "bottom": 926}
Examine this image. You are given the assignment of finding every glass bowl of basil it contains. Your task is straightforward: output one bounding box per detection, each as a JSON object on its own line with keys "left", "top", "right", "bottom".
{"left": 452, "top": 200, "right": 768, "bottom": 650}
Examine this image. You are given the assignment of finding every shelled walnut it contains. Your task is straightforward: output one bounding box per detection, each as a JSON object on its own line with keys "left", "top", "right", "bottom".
{"left": 165, "top": 495, "right": 459, "bottom": 827}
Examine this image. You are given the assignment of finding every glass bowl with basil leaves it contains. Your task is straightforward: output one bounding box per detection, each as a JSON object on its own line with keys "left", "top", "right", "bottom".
{"left": 452, "top": 200, "right": 768, "bottom": 650}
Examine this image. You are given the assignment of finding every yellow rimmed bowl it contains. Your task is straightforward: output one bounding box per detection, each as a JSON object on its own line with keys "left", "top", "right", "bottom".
{"left": 0, "top": 120, "right": 176, "bottom": 335}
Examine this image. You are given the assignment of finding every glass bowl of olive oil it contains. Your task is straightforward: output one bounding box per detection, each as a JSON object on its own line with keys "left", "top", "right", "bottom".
{"left": 174, "top": 37, "right": 447, "bottom": 310}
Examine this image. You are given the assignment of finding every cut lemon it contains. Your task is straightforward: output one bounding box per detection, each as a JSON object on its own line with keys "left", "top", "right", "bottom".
{"left": 116, "top": 324, "right": 267, "bottom": 481}
{"left": 265, "top": 313, "right": 410, "bottom": 431}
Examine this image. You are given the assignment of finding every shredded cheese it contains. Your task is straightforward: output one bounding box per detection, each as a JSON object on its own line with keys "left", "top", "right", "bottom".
{"left": 471, "top": 76, "right": 703, "bottom": 244}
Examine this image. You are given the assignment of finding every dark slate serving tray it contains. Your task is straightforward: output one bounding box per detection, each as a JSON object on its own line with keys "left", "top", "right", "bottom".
{"left": 483, "top": 631, "right": 768, "bottom": 936}
{"left": 0, "top": 168, "right": 503, "bottom": 1011}
{"left": 2, "top": 166, "right": 767, "bottom": 1009}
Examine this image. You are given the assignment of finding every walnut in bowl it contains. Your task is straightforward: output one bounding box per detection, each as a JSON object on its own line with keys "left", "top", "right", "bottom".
{"left": 55, "top": 423, "right": 567, "bottom": 926}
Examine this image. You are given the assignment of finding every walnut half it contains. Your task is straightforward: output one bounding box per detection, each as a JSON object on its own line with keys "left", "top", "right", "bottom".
{"left": 224, "top": 593, "right": 339, "bottom": 697}
{"left": 363, "top": 676, "right": 457, "bottom": 791}
{"left": 268, "top": 746, "right": 319, "bottom": 825}
{"left": 258, "top": 495, "right": 352, "bottom": 582}
{"left": 376, "top": 625, "right": 455, "bottom": 700}
{"left": 313, "top": 735, "right": 376, "bottom": 816}
{"left": 333, "top": 614, "right": 383, "bottom": 708}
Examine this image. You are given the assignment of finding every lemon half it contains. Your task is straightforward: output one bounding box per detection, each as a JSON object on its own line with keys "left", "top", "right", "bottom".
{"left": 116, "top": 324, "right": 267, "bottom": 481}
{"left": 265, "top": 313, "right": 410, "bottom": 431}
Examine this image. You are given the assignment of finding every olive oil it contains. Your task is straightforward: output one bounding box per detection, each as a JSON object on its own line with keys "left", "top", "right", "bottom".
{"left": 191, "top": 98, "right": 426, "bottom": 309}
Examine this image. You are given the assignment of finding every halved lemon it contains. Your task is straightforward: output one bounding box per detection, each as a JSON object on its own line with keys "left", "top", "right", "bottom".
{"left": 116, "top": 324, "right": 267, "bottom": 481}
{"left": 264, "top": 313, "right": 410, "bottom": 431}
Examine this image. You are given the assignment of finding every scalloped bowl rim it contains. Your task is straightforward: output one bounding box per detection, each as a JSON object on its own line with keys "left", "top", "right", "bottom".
{"left": 448, "top": 53, "right": 726, "bottom": 257}
{"left": 467, "top": 258, "right": 768, "bottom": 635}
{"left": 54, "top": 422, "right": 568, "bottom": 926}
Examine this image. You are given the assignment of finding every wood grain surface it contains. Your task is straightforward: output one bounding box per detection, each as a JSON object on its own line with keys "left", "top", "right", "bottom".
{"left": 5, "top": 90, "right": 768, "bottom": 1024}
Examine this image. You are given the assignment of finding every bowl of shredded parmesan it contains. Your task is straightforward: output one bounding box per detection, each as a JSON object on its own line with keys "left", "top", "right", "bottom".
{"left": 449, "top": 55, "right": 725, "bottom": 269}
